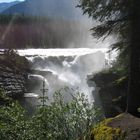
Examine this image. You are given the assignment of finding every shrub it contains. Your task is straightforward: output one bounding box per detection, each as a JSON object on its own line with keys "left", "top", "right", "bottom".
{"left": 0, "top": 101, "right": 27, "bottom": 140}
{"left": 0, "top": 89, "right": 103, "bottom": 140}
{"left": 29, "top": 90, "right": 103, "bottom": 140}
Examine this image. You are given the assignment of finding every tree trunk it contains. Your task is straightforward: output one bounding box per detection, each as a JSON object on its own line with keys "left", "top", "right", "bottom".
{"left": 127, "top": 0, "right": 140, "bottom": 117}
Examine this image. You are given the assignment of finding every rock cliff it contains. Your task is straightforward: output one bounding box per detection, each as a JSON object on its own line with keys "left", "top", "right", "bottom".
{"left": 0, "top": 50, "right": 28, "bottom": 97}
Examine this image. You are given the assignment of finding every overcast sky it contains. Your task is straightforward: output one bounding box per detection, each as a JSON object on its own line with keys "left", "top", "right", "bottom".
{"left": 0, "top": 0, "right": 24, "bottom": 3}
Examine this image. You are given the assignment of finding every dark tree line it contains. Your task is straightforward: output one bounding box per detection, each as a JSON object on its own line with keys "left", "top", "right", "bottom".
{"left": 0, "top": 15, "right": 87, "bottom": 49}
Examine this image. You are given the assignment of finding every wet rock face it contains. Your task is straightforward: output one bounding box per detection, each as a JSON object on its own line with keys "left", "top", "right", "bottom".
{"left": 89, "top": 71, "right": 127, "bottom": 118}
{"left": 0, "top": 52, "right": 28, "bottom": 97}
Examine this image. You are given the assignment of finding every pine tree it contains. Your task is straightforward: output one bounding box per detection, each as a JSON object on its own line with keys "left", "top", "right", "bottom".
{"left": 78, "top": 0, "right": 140, "bottom": 116}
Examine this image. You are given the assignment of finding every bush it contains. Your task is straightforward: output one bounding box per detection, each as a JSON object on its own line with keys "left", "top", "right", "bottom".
{"left": 0, "top": 89, "right": 103, "bottom": 140}
{"left": 0, "top": 101, "right": 27, "bottom": 140}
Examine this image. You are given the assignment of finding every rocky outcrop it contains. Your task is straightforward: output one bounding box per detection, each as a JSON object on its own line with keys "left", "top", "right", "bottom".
{"left": 88, "top": 71, "right": 127, "bottom": 118}
{"left": 0, "top": 51, "right": 28, "bottom": 97}
{"left": 91, "top": 113, "right": 140, "bottom": 140}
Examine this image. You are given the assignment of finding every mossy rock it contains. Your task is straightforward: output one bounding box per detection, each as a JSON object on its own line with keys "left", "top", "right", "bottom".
{"left": 91, "top": 113, "right": 140, "bottom": 140}
{"left": 91, "top": 118, "right": 125, "bottom": 140}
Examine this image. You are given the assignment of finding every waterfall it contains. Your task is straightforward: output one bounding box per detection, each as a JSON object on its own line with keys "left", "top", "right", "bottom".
{"left": 18, "top": 48, "right": 117, "bottom": 107}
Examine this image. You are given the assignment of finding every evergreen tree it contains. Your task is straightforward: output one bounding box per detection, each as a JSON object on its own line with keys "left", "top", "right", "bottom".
{"left": 78, "top": 0, "right": 140, "bottom": 116}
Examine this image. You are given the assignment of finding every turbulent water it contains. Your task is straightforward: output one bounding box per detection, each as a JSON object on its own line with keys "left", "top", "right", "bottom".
{"left": 18, "top": 48, "right": 115, "bottom": 107}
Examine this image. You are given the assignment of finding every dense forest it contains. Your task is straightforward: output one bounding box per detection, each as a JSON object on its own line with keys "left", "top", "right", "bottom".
{"left": 0, "top": 14, "right": 88, "bottom": 48}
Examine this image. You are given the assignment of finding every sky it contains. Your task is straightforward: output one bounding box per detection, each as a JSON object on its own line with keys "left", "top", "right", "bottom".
{"left": 0, "top": 0, "right": 24, "bottom": 2}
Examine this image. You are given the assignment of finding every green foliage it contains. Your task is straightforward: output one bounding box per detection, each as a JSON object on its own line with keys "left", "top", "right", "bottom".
{"left": 0, "top": 90, "right": 103, "bottom": 140}
{"left": 78, "top": 0, "right": 131, "bottom": 79}
{"left": 0, "top": 101, "right": 27, "bottom": 140}
{"left": 29, "top": 91, "right": 102, "bottom": 140}
{"left": 78, "top": 0, "right": 131, "bottom": 37}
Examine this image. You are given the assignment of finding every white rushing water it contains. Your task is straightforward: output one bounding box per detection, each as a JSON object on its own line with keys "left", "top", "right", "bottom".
{"left": 18, "top": 48, "right": 108, "bottom": 56}
{"left": 18, "top": 48, "right": 116, "bottom": 105}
